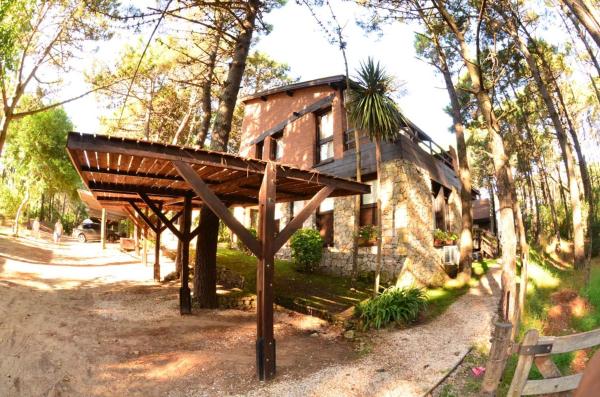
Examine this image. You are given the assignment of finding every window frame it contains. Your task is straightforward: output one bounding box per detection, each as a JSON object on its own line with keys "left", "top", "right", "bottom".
{"left": 269, "top": 131, "right": 284, "bottom": 161}
{"left": 315, "top": 107, "right": 334, "bottom": 165}
{"left": 358, "top": 175, "right": 378, "bottom": 246}
{"left": 316, "top": 207, "right": 334, "bottom": 247}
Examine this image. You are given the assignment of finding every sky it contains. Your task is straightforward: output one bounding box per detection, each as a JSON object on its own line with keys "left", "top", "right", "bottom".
{"left": 63, "top": 0, "right": 457, "bottom": 148}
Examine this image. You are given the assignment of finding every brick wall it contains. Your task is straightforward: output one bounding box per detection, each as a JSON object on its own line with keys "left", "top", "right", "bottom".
{"left": 239, "top": 86, "right": 346, "bottom": 169}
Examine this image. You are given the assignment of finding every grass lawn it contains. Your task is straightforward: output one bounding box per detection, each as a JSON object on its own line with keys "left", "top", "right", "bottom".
{"left": 212, "top": 247, "right": 492, "bottom": 321}
{"left": 433, "top": 250, "right": 600, "bottom": 397}
{"left": 215, "top": 247, "right": 372, "bottom": 315}
{"left": 496, "top": 252, "right": 600, "bottom": 394}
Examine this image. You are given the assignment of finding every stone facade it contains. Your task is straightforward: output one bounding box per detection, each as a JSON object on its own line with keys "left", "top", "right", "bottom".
{"left": 233, "top": 159, "right": 459, "bottom": 287}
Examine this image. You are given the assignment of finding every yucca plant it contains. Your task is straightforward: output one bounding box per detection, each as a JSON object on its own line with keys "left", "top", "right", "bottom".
{"left": 346, "top": 58, "right": 406, "bottom": 297}
{"left": 354, "top": 286, "right": 428, "bottom": 330}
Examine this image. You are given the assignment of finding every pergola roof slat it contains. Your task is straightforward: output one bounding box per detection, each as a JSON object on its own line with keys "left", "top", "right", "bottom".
{"left": 66, "top": 132, "right": 369, "bottom": 209}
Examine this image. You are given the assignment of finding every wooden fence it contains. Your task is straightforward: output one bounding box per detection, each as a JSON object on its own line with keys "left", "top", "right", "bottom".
{"left": 506, "top": 327, "right": 600, "bottom": 396}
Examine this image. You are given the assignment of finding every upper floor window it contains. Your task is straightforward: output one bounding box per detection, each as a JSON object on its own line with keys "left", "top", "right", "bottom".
{"left": 316, "top": 109, "right": 334, "bottom": 163}
{"left": 270, "top": 132, "right": 284, "bottom": 161}
{"left": 255, "top": 141, "right": 264, "bottom": 159}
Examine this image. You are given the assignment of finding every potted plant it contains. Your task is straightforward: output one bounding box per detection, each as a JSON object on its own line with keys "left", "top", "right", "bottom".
{"left": 446, "top": 232, "right": 458, "bottom": 246}
{"left": 357, "top": 224, "right": 378, "bottom": 246}
{"left": 433, "top": 229, "right": 446, "bottom": 248}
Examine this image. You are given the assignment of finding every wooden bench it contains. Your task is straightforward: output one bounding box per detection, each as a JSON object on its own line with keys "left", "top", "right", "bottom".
{"left": 508, "top": 328, "right": 600, "bottom": 396}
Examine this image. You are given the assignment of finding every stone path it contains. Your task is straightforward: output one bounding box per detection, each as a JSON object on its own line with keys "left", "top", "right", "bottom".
{"left": 247, "top": 267, "right": 502, "bottom": 397}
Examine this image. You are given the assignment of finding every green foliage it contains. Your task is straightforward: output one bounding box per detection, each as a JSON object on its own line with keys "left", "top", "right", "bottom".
{"left": 236, "top": 227, "right": 257, "bottom": 255}
{"left": 433, "top": 229, "right": 458, "bottom": 241}
{"left": 0, "top": 102, "right": 81, "bottom": 219}
{"left": 289, "top": 228, "right": 323, "bottom": 273}
{"left": 357, "top": 224, "right": 378, "bottom": 240}
{"left": 346, "top": 57, "right": 403, "bottom": 143}
{"left": 354, "top": 286, "right": 428, "bottom": 330}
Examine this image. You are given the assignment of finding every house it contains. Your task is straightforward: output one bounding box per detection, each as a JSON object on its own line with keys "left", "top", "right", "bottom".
{"left": 234, "top": 75, "right": 472, "bottom": 287}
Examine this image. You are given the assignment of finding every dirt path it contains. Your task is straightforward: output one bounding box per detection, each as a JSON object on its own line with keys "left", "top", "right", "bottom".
{"left": 0, "top": 232, "right": 353, "bottom": 397}
{"left": 245, "top": 267, "right": 502, "bottom": 397}
{"left": 0, "top": 230, "right": 501, "bottom": 397}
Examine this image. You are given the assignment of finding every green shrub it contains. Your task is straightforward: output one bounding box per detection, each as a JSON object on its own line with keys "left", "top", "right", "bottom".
{"left": 290, "top": 228, "right": 323, "bottom": 273}
{"left": 355, "top": 287, "right": 428, "bottom": 330}
{"left": 237, "top": 227, "right": 257, "bottom": 255}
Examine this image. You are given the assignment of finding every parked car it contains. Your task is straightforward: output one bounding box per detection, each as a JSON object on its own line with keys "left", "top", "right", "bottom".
{"left": 72, "top": 222, "right": 119, "bottom": 243}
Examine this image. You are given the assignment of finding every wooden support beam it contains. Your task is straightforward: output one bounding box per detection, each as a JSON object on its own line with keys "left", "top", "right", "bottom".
{"left": 172, "top": 160, "right": 261, "bottom": 257}
{"left": 123, "top": 206, "right": 145, "bottom": 232}
{"left": 272, "top": 186, "right": 335, "bottom": 254}
{"left": 180, "top": 194, "right": 193, "bottom": 315}
{"left": 101, "top": 208, "right": 107, "bottom": 250}
{"left": 256, "top": 161, "right": 277, "bottom": 381}
{"left": 128, "top": 201, "right": 159, "bottom": 234}
{"left": 81, "top": 166, "right": 183, "bottom": 181}
{"left": 262, "top": 136, "right": 273, "bottom": 161}
{"left": 154, "top": 203, "right": 162, "bottom": 282}
{"left": 89, "top": 181, "right": 191, "bottom": 198}
{"left": 139, "top": 193, "right": 183, "bottom": 240}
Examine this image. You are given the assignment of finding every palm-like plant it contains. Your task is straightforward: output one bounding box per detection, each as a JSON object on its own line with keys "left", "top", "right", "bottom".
{"left": 347, "top": 58, "right": 404, "bottom": 296}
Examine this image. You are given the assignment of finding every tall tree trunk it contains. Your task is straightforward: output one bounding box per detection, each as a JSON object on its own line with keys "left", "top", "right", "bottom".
{"left": 560, "top": 3, "right": 600, "bottom": 77}
{"left": 434, "top": 0, "right": 518, "bottom": 323}
{"left": 559, "top": 0, "right": 600, "bottom": 48}
{"left": 527, "top": 170, "right": 542, "bottom": 245}
{"left": 556, "top": 162, "right": 571, "bottom": 239}
{"left": 373, "top": 139, "right": 383, "bottom": 297}
{"left": 540, "top": 161, "right": 560, "bottom": 237}
{"left": 13, "top": 190, "right": 30, "bottom": 237}
{"left": 195, "top": 0, "right": 260, "bottom": 308}
{"left": 0, "top": 113, "right": 11, "bottom": 157}
{"left": 39, "top": 193, "right": 46, "bottom": 222}
{"left": 431, "top": 28, "right": 473, "bottom": 276}
{"left": 197, "top": 22, "right": 222, "bottom": 147}
{"left": 503, "top": 14, "right": 586, "bottom": 267}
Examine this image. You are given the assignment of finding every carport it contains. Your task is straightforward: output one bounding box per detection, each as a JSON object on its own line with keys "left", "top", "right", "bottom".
{"left": 65, "top": 132, "right": 368, "bottom": 380}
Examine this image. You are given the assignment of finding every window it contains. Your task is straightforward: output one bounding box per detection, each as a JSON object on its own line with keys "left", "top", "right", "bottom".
{"left": 432, "top": 181, "right": 449, "bottom": 231}
{"left": 316, "top": 197, "right": 334, "bottom": 247}
{"left": 360, "top": 179, "right": 378, "bottom": 231}
{"left": 250, "top": 209, "right": 259, "bottom": 229}
{"left": 255, "top": 141, "right": 264, "bottom": 159}
{"left": 270, "top": 131, "right": 284, "bottom": 161}
{"left": 316, "top": 109, "right": 334, "bottom": 163}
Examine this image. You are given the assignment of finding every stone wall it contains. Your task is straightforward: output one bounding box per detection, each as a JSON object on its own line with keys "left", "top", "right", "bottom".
{"left": 320, "top": 159, "right": 449, "bottom": 287}
{"left": 232, "top": 159, "right": 457, "bottom": 287}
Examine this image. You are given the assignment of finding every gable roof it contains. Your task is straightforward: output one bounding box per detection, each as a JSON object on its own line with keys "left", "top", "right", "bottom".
{"left": 241, "top": 75, "right": 346, "bottom": 103}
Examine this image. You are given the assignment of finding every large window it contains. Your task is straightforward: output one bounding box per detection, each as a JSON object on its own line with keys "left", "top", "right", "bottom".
{"left": 316, "top": 197, "right": 334, "bottom": 247}
{"left": 316, "top": 109, "right": 334, "bottom": 163}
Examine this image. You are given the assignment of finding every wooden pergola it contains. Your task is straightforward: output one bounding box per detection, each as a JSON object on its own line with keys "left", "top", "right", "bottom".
{"left": 66, "top": 132, "right": 368, "bottom": 380}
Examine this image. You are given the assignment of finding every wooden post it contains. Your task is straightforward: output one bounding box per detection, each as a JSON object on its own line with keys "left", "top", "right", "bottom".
{"left": 101, "top": 208, "right": 107, "bottom": 250}
{"left": 256, "top": 161, "right": 276, "bottom": 380}
{"left": 482, "top": 321, "right": 513, "bottom": 396}
{"left": 154, "top": 204, "right": 162, "bottom": 282}
{"left": 134, "top": 214, "right": 140, "bottom": 256}
{"left": 507, "top": 329, "right": 539, "bottom": 397}
{"left": 142, "top": 226, "right": 148, "bottom": 266}
{"left": 180, "top": 194, "right": 192, "bottom": 315}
